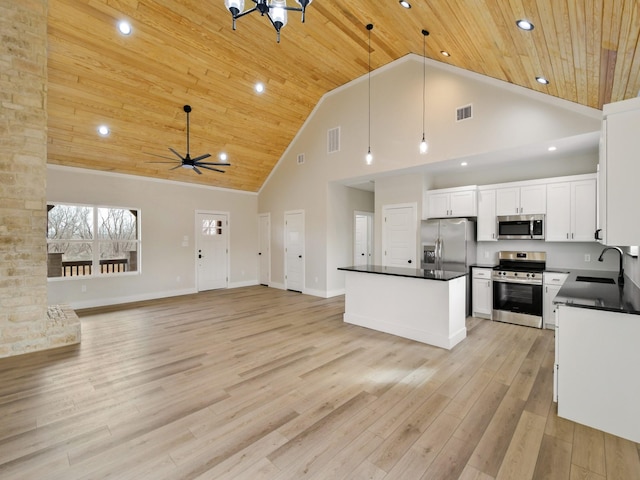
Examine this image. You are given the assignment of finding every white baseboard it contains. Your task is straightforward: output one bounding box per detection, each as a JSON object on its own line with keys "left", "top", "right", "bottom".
{"left": 229, "top": 280, "right": 259, "bottom": 288}
{"left": 70, "top": 287, "right": 198, "bottom": 310}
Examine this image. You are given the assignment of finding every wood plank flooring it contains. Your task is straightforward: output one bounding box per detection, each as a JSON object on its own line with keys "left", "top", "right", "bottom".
{"left": 1, "top": 286, "right": 639, "bottom": 479}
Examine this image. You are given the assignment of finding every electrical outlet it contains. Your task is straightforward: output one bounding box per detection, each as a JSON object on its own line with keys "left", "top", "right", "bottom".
{"left": 81, "top": 284, "right": 87, "bottom": 293}
{"left": 484, "top": 251, "right": 489, "bottom": 259}
{"left": 584, "top": 254, "right": 590, "bottom": 262}
{"left": 176, "top": 276, "right": 181, "bottom": 283}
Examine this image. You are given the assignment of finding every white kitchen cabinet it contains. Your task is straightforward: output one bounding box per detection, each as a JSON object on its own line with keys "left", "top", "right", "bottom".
{"left": 471, "top": 267, "right": 492, "bottom": 319}
{"left": 556, "top": 305, "right": 640, "bottom": 443}
{"left": 424, "top": 186, "right": 477, "bottom": 219}
{"left": 546, "top": 177, "right": 596, "bottom": 242}
{"left": 543, "top": 272, "right": 568, "bottom": 328}
{"left": 476, "top": 189, "right": 497, "bottom": 241}
{"left": 598, "top": 97, "right": 640, "bottom": 246}
{"left": 496, "top": 184, "right": 546, "bottom": 216}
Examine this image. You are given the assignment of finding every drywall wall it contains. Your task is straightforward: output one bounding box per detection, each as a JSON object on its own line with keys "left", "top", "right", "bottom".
{"left": 260, "top": 55, "right": 602, "bottom": 297}
{"left": 47, "top": 166, "right": 258, "bottom": 308}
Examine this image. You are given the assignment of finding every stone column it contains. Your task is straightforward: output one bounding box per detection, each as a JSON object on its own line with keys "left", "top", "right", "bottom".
{"left": 0, "top": 0, "right": 78, "bottom": 357}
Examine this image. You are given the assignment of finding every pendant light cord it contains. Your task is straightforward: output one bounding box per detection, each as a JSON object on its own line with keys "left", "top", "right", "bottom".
{"left": 422, "top": 31, "right": 426, "bottom": 135}
{"left": 367, "top": 24, "right": 373, "bottom": 154}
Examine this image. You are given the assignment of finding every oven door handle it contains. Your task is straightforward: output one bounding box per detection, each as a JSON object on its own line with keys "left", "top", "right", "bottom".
{"left": 492, "top": 278, "right": 543, "bottom": 286}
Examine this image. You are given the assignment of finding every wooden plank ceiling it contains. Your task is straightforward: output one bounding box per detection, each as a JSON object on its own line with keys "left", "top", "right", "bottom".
{"left": 47, "top": 0, "right": 640, "bottom": 192}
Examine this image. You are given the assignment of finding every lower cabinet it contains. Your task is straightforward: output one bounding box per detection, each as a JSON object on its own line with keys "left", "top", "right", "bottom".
{"left": 543, "top": 272, "right": 568, "bottom": 328}
{"left": 472, "top": 267, "right": 492, "bottom": 319}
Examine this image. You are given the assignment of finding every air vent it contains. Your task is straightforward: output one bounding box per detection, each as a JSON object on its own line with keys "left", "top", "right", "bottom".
{"left": 296, "top": 153, "right": 305, "bottom": 165}
{"left": 456, "top": 104, "right": 472, "bottom": 122}
{"left": 327, "top": 127, "right": 340, "bottom": 153}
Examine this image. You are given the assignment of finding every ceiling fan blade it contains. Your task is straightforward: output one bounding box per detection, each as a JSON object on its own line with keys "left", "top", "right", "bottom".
{"left": 191, "top": 153, "right": 211, "bottom": 162}
{"left": 197, "top": 161, "right": 231, "bottom": 167}
{"left": 193, "top": 166, "right": 203, "bottom": 175}
{"left": 169, "top": 164, "right": 183, "bottom": 170}
{"left": 168, "top": 147, "right": 184, "bottom": 161}
{"left": 199, "top": 165, "right": 226, "bottom": 173}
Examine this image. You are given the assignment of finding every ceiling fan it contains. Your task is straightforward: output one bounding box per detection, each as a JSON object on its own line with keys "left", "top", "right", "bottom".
{"left": 148, "top": 105, "right": 230, "bottom": 174}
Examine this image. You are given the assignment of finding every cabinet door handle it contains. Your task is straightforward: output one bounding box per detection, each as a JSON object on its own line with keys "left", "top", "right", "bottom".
{"left": 566, "top": 233, "right": 569, "bottom": 239}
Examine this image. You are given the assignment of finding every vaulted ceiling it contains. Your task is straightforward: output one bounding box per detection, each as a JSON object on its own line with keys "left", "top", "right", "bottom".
{"left": 47, "top": 0, "right": 640, "bottom": 192}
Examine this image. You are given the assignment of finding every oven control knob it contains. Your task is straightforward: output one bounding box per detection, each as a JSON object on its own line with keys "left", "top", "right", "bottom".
{"left": 527, "top": 273, "right": 531, "bottom": 278}
{"left": 530, "top": 273, "right": 535, "bottom": 278}
{"left": 514, "top": 272, "right": 518, "bottom": 276}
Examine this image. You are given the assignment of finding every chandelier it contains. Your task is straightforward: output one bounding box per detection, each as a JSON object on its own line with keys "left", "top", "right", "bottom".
{"left": 224, "top": 0, "right": 313, "bottom": 43}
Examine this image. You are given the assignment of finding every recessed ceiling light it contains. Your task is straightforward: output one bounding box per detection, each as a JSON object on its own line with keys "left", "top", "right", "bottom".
{"left": 548, "top": 146, "right": 557, "bottom": 152}
{"left": 440, "top": 51, "right": 451, "bottom": 57}
{"left": 460, "top": 161, "right": 468, "bottom": 167}
{"left": 97, "top": 125, "right": 110, "bottom": 136}
{"left": 118, "top": 21, "right": 132, "bottom": 35}
{"left": 536, "top": 76, "right": 550, "bottom": 85}
{"left": 219, "top": 152, "right": 228, "bottom": 161}
{"left": 516, "top": 19, "right": 534, "bottom": 31}
{"left": 255, "top": 82, "right": 265, "bottom": 93}
{"left": 399, "top": 1, "right": 411, "bottom": 8}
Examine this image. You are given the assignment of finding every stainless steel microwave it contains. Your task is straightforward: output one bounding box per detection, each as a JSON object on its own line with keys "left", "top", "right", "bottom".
{"left": 497, "top": 214, "right": 545, "bottom": 240}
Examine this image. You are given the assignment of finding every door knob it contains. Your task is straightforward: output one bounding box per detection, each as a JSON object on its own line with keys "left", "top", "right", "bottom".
{"left": 408, "top": 259, "right": 412, "bottom": 264}
{"left": 258, "top": 252, "right": 262, "bottom": 255}
{"left": 298, "top": 255, "right": 302, "bottom": 258}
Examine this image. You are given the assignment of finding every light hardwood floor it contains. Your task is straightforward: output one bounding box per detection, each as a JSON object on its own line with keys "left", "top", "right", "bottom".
{"left": 1, "top": 286, "right": 639, "bottom": 479}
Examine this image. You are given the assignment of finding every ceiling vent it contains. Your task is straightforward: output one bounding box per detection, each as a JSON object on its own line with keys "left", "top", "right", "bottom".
{"left": 297, "top": 153, "right": 305, "bottom": 165}
{"left": 327, "top": 127, "right": 340, "bottom": 153}
{"left": 456, "top": 104, "right": 473, "bottom": 122}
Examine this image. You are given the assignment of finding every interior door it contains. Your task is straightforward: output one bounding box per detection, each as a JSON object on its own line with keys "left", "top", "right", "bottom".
{"left": 285, "top": 210, "right": 304, "bottom": 292}
{"left": 382, "top": 203, "right": 417, "bottom": 268}
{"left": 258, "top": 213, "right": 270, "bottom": 285}
{"left": 196, "top": 212, "right": 228, "bottom": 291}
{"left": 354, "top": 212, "right": 373, "bottom": 266}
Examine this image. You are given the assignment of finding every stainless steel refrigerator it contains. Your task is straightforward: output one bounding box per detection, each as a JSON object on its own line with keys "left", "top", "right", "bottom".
{"left": 421, "top": 218, "right": 477, "bottom": 315}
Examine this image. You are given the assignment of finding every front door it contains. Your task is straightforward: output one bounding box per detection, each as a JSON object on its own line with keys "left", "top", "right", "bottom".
{"left": 382, "top": 203, "right": 417, "bottom": 268}
{"left": 285, "top": 210, "right": 304, "bottom": 292}
{"left": 196, "top": 211, "right": 228, "bottom": 291}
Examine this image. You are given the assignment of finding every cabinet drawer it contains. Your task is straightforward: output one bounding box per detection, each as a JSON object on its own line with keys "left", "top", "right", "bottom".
{"left": 544, "top": 272, "right": 568, "bottom": 285}
{"left": 473, "top": 268, "right": 493, "bottom": 279}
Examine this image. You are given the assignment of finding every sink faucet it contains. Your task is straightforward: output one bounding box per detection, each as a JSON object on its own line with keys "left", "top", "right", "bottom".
{"left": 598, "top": 246, "right": 625, "bottom": 286}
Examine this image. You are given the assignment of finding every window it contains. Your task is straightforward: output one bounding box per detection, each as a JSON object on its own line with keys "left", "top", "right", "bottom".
{"left": 47, "top": 203, "right": 140, "bottom": 278}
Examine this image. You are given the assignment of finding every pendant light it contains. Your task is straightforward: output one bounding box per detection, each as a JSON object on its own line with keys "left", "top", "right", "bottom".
{"left": 419, "top": 29, "right": 430, "bottom": 154}
{"left": 365, "top": 23, "right": 373, "bottom": 165}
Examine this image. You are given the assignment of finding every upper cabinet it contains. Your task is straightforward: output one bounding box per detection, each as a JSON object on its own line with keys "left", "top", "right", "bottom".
{"left": 598, "top": 97, "right": 640, "bottom": 246}
{"left": 546, "top": 177, "right": 596, "bottom": 242}
{"left": 496, "top": 184, "right": 546, "bottom": 216}
{"left": 477, "top": 189, "right": 497, "bottom": 241}
{"left": 424, "top": 186, "right": 477, "bottom": 219}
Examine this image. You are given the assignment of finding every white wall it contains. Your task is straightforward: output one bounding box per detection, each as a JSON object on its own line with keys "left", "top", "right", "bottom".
{"left": 47, "top": 166, "right": 258, "bottom": 308}
{"left": 260, "top": 55, "right": 601, "bottom": 297}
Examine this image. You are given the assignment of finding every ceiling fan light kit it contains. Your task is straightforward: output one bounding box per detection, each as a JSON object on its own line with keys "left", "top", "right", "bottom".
{"left": 224, "top": 0, "right": 313, "bottom": 42}
{"left": 148, "top": 105, "right": 231, "bottom": 175}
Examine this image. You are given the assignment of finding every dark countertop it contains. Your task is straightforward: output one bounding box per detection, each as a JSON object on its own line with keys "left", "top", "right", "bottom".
{"left": 554, "top": 269, "right": 640, "bottom": 315}
{"left": 338, "top": 265, "right": 467, "bottom": 281}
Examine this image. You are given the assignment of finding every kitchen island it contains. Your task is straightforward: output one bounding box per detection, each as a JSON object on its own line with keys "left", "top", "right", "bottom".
{"left": 338, "top": 265, "right": 467, "bottom": 350}
{"left": 554, "top": 270, "right": 640, "bottom": 443}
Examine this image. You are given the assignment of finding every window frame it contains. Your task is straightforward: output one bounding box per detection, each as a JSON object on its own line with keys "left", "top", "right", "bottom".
{"left": 46, "top": 202, "right": 141, "bottom": 280}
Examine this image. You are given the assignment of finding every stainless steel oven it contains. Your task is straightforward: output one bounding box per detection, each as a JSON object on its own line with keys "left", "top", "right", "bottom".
{"left": 492, "top": 251, "right": 546, "bottom": 328}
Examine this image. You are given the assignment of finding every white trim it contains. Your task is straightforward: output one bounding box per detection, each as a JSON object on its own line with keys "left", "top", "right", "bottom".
{"left": 67, "top": 287, "right": 198, "bottom": 310}
{"left": 258, "top": 212, "right": 271, "bottom": 286}
{"left": 284, "top": 209, "right": 305, "bottom": 292}
{"left": 195, "top": 210, "right": 230, "bottom": 291}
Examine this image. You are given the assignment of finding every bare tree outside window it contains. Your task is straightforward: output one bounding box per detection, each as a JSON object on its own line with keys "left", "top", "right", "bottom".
{"left": 47, "top": 204, "right": 140, "bottom": 277}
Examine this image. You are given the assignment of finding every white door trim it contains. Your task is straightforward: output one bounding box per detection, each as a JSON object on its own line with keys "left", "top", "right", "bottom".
{"left": 195, "top": 209, "right": 230, "bottom": 292}
{"left": 381, "top": 202, "right": 417, "bottom": 268}
{"left": 258, "top": 212, "right": 271, "bottom": 286}
{"left": 284, "top": 209, "right": 305, "bottom": 293}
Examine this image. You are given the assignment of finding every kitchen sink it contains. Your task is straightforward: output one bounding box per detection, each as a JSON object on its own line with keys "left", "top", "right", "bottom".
{"left": 575, "top": 275, "right": 616, "bottom": 284}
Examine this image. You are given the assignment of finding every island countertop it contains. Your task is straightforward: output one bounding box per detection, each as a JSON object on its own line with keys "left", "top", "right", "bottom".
{"left": 554, "top": 269, "right": 640, "bottom": 315}
{"left": 338, "top": 265, "right": 466, "bottom": 281}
